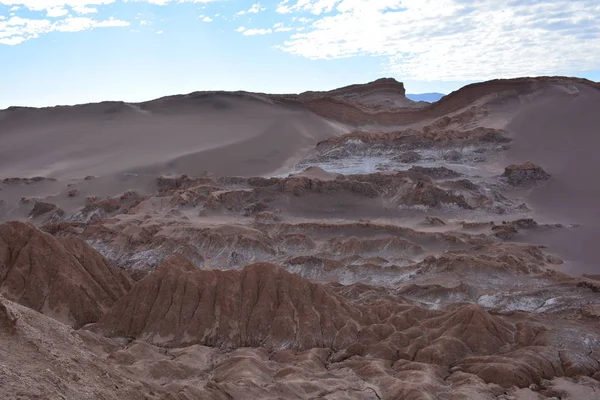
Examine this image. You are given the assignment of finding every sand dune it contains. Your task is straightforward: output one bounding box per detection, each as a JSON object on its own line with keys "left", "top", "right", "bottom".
{"left": 500, "top": 82, "right": 600, "bottom": 274}
{"left": 0, "top": 93, "right": 346, "bottom": 180}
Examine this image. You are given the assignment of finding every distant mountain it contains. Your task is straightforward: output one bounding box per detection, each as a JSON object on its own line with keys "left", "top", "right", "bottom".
{"left": 406, "top": 92, "right": 445, "bottom": 102}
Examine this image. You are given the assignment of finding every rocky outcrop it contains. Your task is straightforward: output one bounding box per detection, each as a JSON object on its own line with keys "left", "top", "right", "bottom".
{"left": 423, "top": 216, "right": 446, "bottom": 226}
{"left": 0, "top": 295, "right": 17, "bottom": 334}
{"left": 0, "top": 221, "right": 132, "bottom": 327}
{"left": 203, "top": 170, "right": 477, "bottom": 214}
{"left": 2, "top": 177, "right": 57, "bottom": 185}
{"left": 90, "top": 255, "right": 600, "bottom": 389}
{"left": 92, "top": 255, "right": 364, "bottom": 349}
{"left": 272, "top": 77, "right": 414, "bottom": 110}
{"left": 393, "top": 151, "right": 422, "bottom": 163}
{"left": 409, "top": 243, "right": 563, "bottom": 278}
{"left": 502, "top": 162, "right": 550, "bottom": 186}
{"left": 274, "top": 76, "right": 599, "bottom": 126}
{"left": 315, "top": 126, "right": 508, "bottom": 151}
{"left": 325, "top": 236, "right": 424, "bottom": 258}
{"left": 443, "top": 149, "right": 462, "bottom": 161}
{"left": 29, "top": 201, "right": 64, "bottom": 219}
{"left": 409, "top": 166, "right": 462, "bottom": 179}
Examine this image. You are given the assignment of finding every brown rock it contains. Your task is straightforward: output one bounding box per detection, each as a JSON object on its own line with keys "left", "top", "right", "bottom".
{"left": 0, "top": 295, "right": 17, "bottom": 334}
{"left": 2, "top": 177, "right": 57, "bottom": 185}
{"left": 280, "top": 234, "right": 317, "bottom": 252}
{"left": 119, "top": 190, "right": 140, "bottom": 200}
{"left": 393, "top": 151, "right": 422, "bottom": 164}
{"left": 403, "top": 181, "right": 471, "bottom": 209}
{"left": 254, "top": 211, "right": 281, "bottom": 224}
{"left": 492, "top": 224, "right": 519, "bottom": 240}
{"left": 423, "top": 216, "right": 446, "bottom": 226}
{"left": 443, "top": 149, "right": 462, "bottom": 161}
{"left": 29, "top": 201, "right": 64, "bottom": 218}
{"left": 409, "top": 166, "right": 462, "bottom": 179}
{"left": 327, "top": 236, "right": 423, "bottom": 257}
{"left": 156, "top": 175, "right": 193, "bottom": 193}
{"left": 502, "top": 162, "right": 550, "bottom": 186}
{"left": 0, "top": 221, "right": 132, "bottom": 327}
{"left": 40, "top": 221, "right": 85, "bottom": 235}
{"left": 92, "top": 255, "right": 362, "bottom": 349}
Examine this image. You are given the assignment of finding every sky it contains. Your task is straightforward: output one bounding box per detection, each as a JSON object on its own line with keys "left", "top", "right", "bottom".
{"left": 1, "top": 0, "right": 600, "bottom": 108}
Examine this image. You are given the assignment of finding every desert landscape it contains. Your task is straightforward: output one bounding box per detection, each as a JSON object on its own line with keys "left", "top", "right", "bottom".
{"left": 1, "top": 76, "right": 600, "bottom": 399}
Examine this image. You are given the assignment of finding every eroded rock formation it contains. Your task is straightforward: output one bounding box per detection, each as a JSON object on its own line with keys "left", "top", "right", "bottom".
{"left": 0, "top": 221, "right": 132, "bottom": 327}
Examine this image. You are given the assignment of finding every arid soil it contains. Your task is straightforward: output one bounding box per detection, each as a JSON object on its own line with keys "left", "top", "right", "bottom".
{"left": 1, "top": 77, "right": 600, "bottom": 399}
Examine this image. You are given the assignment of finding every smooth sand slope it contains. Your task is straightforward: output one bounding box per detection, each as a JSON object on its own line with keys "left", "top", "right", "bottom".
{"left": 501, "top": 83, "right": 600, "bottom": 274}
{"left": 0, "top": 93, "right": 345, "bottom": 180}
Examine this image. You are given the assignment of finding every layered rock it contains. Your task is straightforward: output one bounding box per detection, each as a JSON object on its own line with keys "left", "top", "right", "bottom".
{"left": 204, "top": 170, "right": 477, "bottom": 214}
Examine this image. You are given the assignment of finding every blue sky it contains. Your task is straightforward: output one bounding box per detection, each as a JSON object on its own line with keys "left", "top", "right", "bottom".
{"left": 1, "top": 0, "right": 599, "bottom": 108}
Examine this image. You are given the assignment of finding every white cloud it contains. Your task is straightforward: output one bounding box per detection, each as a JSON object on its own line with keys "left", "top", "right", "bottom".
{"left": 72, "top": 5, "right": 97, "bottom": 13}
{"left": 53, "top": 16, "right": 128, "bottom": 31}
{"left": 273, "top": 23, "right": 292, "bottom": 32}
{"left": 292, "top": 17, "right": 312, "bottom": 23}
{"left": 236, "top": 26, "right": 245, "bottom": 32}
{"left": 277, "top": 0, "right": 339, "bottom": 14}
{"left": 237, "top": 2, "right": 265, "bottom": 16}
{"left": 242, "top": 28, "right": 272, "bottom": 35}
{"left": 0, "top": 0, "right": 115, "bottom": 12}
{"left": 276, "top": 0, "right": 600, "bottom": 81}
{"left": 0, "top": 15, "right": 128, "bottom": 45}
{"left": 0, "top": 0, "right": 221, "bottom": 10}
{"left": 201, "top": 16, "right": 212, "bottom": 22}
{"left": 46, "top": 6, "right": 68, "bottom": 17}
{"left": 0, "top": 16, "right": 50, "bottom": 44}
{"left": 1, "top": 35, "right": 25, "bottom": 44}
{"left": 146, "top": 0, "right": 221, "bottom": 4}
{"left": 156, "top": 29, "right": 163, "bottom": 34}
